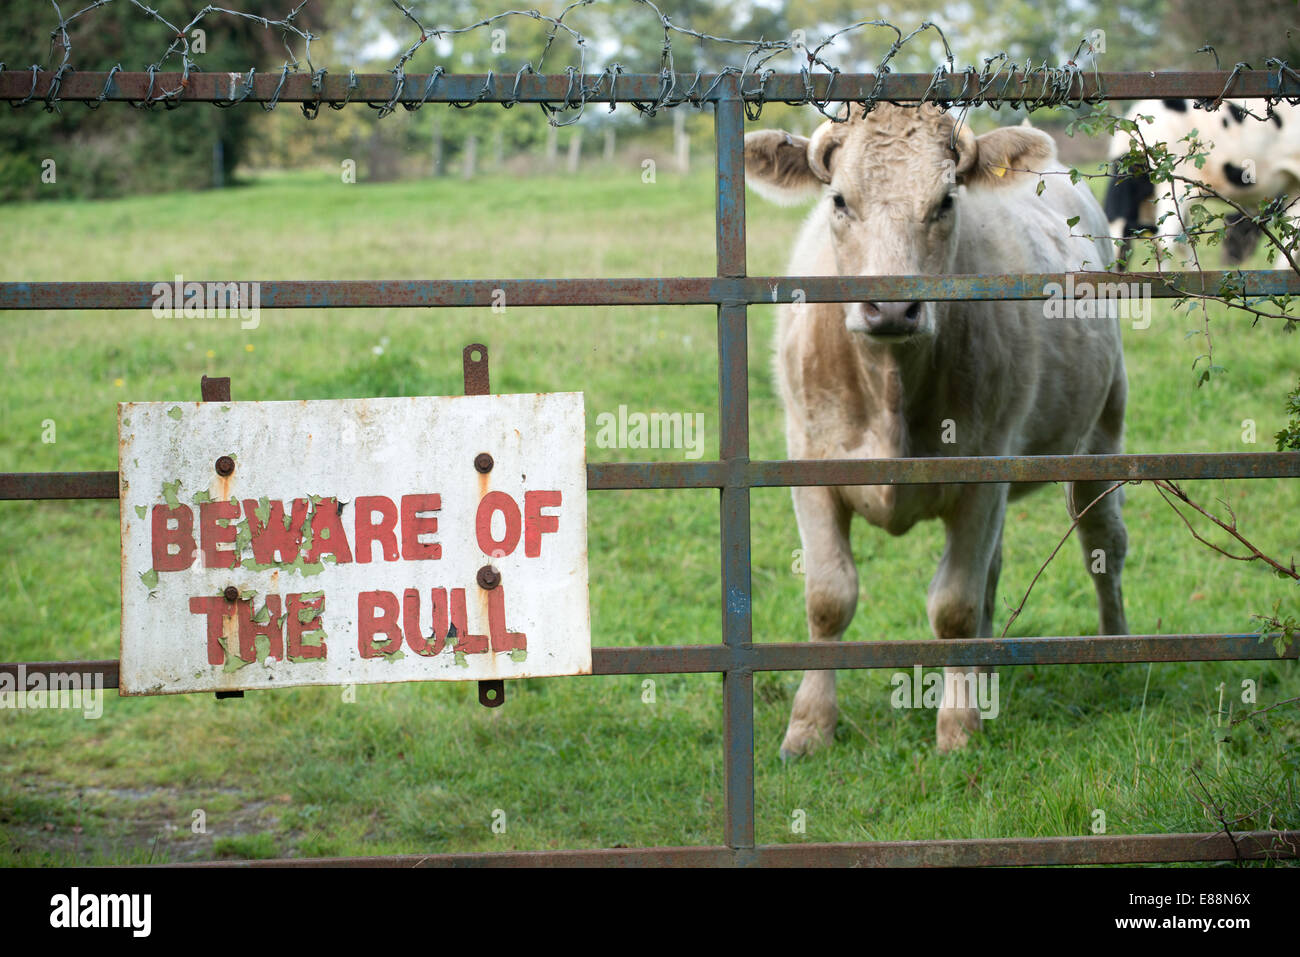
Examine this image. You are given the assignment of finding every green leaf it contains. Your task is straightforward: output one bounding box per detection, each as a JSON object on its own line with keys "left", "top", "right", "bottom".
{"left": 1066, "top": 215, "right": 1080, "bottom": 228}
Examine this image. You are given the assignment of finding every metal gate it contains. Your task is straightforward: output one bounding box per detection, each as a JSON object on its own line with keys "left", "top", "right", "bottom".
{"left": 2, "top": 65, "right": 1300, "bottom": 866}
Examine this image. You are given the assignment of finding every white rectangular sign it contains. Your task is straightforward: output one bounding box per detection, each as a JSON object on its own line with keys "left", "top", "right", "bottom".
{"left": 118, "top": 393, "right": 590, "bottom": 695}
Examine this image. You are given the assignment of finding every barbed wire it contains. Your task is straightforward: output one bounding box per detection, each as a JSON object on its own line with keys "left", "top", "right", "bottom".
{"left": 1, "top": 0, "right": 1293, "bottom": 126}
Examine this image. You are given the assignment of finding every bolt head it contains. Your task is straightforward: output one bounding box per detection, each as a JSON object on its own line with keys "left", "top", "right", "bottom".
{"left": 477, "top": 565, "right": 501, "bottom": 590}
{"left": 223, "top": 586, "right": 239, "bottom": 602}
{"left": 474, "top": 452, "right": 494, "bottom": 474}
{"left": 215, "top": 455, "right": 235, "bottom": 476}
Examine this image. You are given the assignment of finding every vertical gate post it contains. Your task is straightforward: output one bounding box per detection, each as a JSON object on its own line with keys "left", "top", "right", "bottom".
{"left": 713, "top": 83, "right": 755, "bottom": 858}
{"left": 464, "top": 344, "right": 506, "bottom": 709}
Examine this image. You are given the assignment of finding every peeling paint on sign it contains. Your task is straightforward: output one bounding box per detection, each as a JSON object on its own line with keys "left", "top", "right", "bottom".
{"left": 118, "top": 393, "right": 590, "bottom": 695}
{"left": 161, "top": 480, "right": 182, "bottom": 508}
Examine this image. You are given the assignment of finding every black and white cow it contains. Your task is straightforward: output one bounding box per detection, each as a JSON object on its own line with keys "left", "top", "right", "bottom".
{"left": 1104, "top": 97, "right": 1300, "bottom": 265}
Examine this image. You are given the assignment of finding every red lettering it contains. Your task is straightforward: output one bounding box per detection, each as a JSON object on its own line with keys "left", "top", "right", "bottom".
{"left": 475, "top": 490, "right": 521, "bottom": 557}
{"left": 358, "top": 590, "right": 402, "bottom": 657}
{"left": 189, "top": 595, "right": 229, "bottom": 665}
{"left": 199, "top": 499, "right": 241, "bottom": 569}
{"left": 400, "top": 494, "right": 442, "bottom": 561}
{"left": 524, "top": 490, "right": 562, "bottom": 558}
{"left": 287, "top": 593, "right": 327, "bottom": 660}
{"left": 354, "top": 496, "right": 400, "bottom": 563}
{"left": 152, "top": 505, "right": 195, "bottom": 571}
{"left": 237, "top": 595, "right": 284, "bottom": 662}
{"left": 450, "top": 588, "right": 487, "bottom": 654}
{"left": 487, "top": 586, "right": 526, "bottom": 653}
{"left": 304, "top": 498, "right": 354, "bottom": 565}
{"left": 243, "top": 498, "right": 310, "bottom": 565}
{"left": 403, "top": 587, "right": 448, "bottom": 656}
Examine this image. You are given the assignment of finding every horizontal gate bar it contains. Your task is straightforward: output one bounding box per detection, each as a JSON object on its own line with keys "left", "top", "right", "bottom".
{"left": 3, "top": 70, "right": 1298, "bottom": 105}
{"left": 166, "top": 829, "right": 1300, "bottom": 867}
{"left": 4, "top": 453, "right": 1297, "bottom": 501}
{"left": 741, "top": 452, "right": 1300, "bottom": 487}
{"left": 4, "top": 272, "right": 1298, "bottom": 309}
{"left": 589, "top": 453, "right": 1299, "bottom": 488}
{"left": 6, "top": 633, "right": 1291, "bottom": 689}
{"left": 0, "top": 471, "right": 117, "bottom": 499}
{"left": 742, "top": 634, "right": 1298, "bottom": 670}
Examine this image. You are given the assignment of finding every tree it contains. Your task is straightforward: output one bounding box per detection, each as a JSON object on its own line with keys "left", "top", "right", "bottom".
{"left": 0, "top": 0, "right": 325, "bottom": 201}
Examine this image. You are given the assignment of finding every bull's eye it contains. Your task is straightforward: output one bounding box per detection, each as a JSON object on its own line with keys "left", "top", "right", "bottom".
{"left": 832, "top": 193, "right": 847, "bottom": 212}
{"left": 932, "top": 193, "right": 955, "bottom": 220}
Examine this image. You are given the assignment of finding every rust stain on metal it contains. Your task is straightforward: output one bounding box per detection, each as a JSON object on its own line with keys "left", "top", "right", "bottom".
{"left": 463, "top": 343, "right": 489, "bottom": 396}
{"left": 214, "top": 470, "right": 233, "bottom": 503}
{"left": 201, "top": 376, "right": 231, "bottom": 403}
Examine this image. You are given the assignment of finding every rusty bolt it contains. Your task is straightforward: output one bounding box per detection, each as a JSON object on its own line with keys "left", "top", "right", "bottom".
{"left": 215, "top": 455, "right": 235, "bottom": 476}
{"left": 474, "top": 452, "right": 494, "bottom": 474}
{"left": 223, "top": 586, "right": 239, "bottom": 602}
{"left": 477, "top": 565, "right": 501, "bottom": 590}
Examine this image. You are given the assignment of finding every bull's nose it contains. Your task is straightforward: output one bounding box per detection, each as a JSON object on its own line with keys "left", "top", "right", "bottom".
{"left": 859, "top": 300, "right": 923, "bottom": 337}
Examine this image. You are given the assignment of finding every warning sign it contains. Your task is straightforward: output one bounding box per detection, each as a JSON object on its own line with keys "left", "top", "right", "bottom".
{"left": 118, "top": 393, "right": 590, "bottom": 695}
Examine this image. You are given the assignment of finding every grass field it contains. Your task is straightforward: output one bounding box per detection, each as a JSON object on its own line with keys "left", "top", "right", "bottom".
{"left": 1, "top": 138, "right": 1297, "bottom": 864}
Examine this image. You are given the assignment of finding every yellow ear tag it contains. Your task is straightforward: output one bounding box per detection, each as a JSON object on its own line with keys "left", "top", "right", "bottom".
{"left": 993, "top": 165, "right": 1007, "bottom": 178}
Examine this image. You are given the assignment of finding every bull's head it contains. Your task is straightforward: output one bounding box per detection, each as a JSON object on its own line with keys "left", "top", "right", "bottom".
{"left": 744, "top": 103, "right": 1057, "bottom": 340}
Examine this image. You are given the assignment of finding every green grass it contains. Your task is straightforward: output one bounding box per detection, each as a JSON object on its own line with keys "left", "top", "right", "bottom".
{"left": 1, "top": 154, "right": 1297, "bottom": 864}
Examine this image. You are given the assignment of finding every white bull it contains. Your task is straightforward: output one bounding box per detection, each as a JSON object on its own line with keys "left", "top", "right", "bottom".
{"left": 745, "top": 104, "right": 1130, "bottom": 756}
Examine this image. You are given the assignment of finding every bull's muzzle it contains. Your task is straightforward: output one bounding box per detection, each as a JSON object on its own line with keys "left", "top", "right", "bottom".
{"left": 846, "top": 300, "right": 925, "bottom": 339}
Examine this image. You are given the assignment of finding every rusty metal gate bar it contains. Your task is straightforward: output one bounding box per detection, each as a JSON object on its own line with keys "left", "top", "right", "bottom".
{"left": 8, "top": 626, "right": 1299, "bottom": 686}
{"left": 715, "top": 89, "right": 753, "bottom": 849}
{"left": 2, "top": 68, "right": 1300, "bottom": 866}
{"left": 4, "top": 452, "right": 1298, "bottom": 501}
{"left": 3, "top": 68, "right": 1299, "bottom": 104}
{"left": 5, "top": 272, "right": 1300, "bottom": 309}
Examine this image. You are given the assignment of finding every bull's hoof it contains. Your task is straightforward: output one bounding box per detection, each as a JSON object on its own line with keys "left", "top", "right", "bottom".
{"left": 779, "top": 720, "right": 835, "bottom": 761}
{"left": 936, "top": 707, "right": 982, "bottom": 753}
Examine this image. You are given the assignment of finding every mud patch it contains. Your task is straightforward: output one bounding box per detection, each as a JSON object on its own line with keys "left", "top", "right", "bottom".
{"left": 1, "top": 778, "right": 298, "bottom": 863}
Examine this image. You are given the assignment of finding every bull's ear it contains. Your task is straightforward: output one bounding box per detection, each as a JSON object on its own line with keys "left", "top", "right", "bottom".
{"left": 744, "top": 129, "right": 820, "bottom": 205}
{"left": 807, "top": 116, "right": 850, "bottom": 184}
{"left": 956, "top": 125, "right": 1058, "bottom": 188}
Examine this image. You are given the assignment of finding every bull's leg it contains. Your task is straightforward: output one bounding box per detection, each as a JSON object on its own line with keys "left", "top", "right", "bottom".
{"left": 781, "top": 484, "right": 856, "bottom": 760}
{"left": 981, "top": 525, "right": 1004, "bottom": 639}
{"left": 1066, "top": 477, "right": 1129, "bottom": 636}
{"left": 930, "top": 483, "right": 1008, "bottom": 753}
{"left": 1068, "top": 377, "right": 1129, "bottom": 636}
